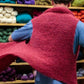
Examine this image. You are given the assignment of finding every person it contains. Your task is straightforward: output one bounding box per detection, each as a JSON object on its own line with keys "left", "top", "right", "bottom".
{"left": 0, "top": 0, "right": 84, "bottom": 84}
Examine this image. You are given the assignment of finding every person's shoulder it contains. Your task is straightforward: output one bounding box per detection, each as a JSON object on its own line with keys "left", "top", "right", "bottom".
{"left": 26, "top": 20, "right": 32, "bottom": 24}
{"left": 76, "top": 21, "right": 84, "bottom": 32}
{"left": 78, "top": 20, "right": 84, "bottom": 24}
{"left": 24, "top": 20, "right": 33, "bottom": 28}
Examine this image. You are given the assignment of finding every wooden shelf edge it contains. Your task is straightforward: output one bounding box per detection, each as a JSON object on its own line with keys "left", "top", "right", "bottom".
{"left": 0, "top": 3, "right": 52, "bottom": 8}
{"left": 0, "top": 78, "right": 83, "bottom": 84}
{"left": 0, "top": 80, "right": 35, "bottom": 84}
{"left": 69, "top": 7, "right": 84, "bottom": 10}
{"left": 10, "top": 60, "right": 84, "bottom": 66}
{"left": 0, "top": 23, "right": 25, "bottom": 26}
{"left": 11, "top": 60, "right": 84, "bottom": 65}
{"left": 77, "top": 77, "right": 84, "bottom": 80}
{"left": 0, "top": 3, "right": 84, "bottom": 9}
{"left": 76, "top": 60, "right": 84, "bottom": 63}
{"left": 10, "top": 62, "right": 29, "bottom": 65}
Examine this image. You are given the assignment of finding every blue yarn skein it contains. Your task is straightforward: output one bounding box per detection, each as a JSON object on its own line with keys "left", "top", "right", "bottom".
{"left": 16, "top": 13, "right": 32, "bottom": 23}
{"left": 0, "top": 0, "right": 16, "bottom": 3}
{"left": 5, "top": 0, "right": 11, "bottom": 3}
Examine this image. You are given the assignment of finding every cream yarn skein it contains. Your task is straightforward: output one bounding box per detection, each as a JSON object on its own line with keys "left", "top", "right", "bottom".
{"left": 2, "top": 11, "right": 6, "bottom": 15}
{"left": 0, "top": 7, "right": 3, "bottom": 13}
{"left": 11, "top": 11, "right": 18, "bottom": 16}
{"left": 10, "top": 16, "right": 16, "bottom": 23}
{"left": 4, "top": 7, "right": 14, "bottom": 13}
{"left": 4, "top": 13, "right": 11, "bottom": 18}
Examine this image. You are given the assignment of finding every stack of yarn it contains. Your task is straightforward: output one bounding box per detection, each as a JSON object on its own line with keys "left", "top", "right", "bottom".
{"left": 0, "top": 67, "right": 34, "bottom": 81}
{"left": 77, "top": 68, "right": 84, "bottom": 77}
{"left": 35, "top": 0, "right": 51, "bottom": 5}
{"left": 0, "top": 67, "right": 16, "bottom": 82}
{"left": 16, "top": 73, "right": 34, "bottom": 80}
{"left": 17, "top": 0, "right": 35, "bottom": 4}
{"left": 72, "top": 10, "right": 84, "bottom": 23}
{"left": 0, "top": 27, "right": 18, "bottom": 42}
{"left": 0, "top": 0, "right": 16, "bottom": 4}
{"left": 71, "top": 0, "right": 84, "bottom": 7}
{"left": 0, "top": 7, "right": 18, "bottom": 23}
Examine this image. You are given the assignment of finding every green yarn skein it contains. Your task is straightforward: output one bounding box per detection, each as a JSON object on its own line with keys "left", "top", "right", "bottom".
{"left": 72, "top": 0, "right": 84, "bottom": 7}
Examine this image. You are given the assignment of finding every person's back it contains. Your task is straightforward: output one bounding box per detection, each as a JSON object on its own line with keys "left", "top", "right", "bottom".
{"left": 30, "top": 5, "right": 79, "bottom": 84}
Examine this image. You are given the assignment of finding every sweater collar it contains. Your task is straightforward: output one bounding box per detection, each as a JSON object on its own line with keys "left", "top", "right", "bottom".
{"left": 44, "top": 7, "right": 74, "bottom": 15}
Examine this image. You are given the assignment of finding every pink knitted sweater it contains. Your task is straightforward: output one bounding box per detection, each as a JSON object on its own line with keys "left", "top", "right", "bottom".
{"left": 0, "top": 7, "right": 79, "bottom": 84}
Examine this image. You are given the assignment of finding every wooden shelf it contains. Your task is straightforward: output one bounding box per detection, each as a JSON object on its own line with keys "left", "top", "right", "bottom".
{"left": 10, "top": 60, "right": 84, "bottom": 66}
{"left": 0, "top": 77, "right": 83, "bottom": 84}
{"left": 0, "top": 23, "right": 25, "bottom": 26}
{"left": 10, "top": 62, "right": 29, "bottom": 66}
{"left": 77, "top": 60, "right": 84, "bottom": 63}
{"left": 0, "top": 3, "right": 52, "bottom": 8}
{"left": 0, "top": 78, "right": 83, "bottom": 84}
{"left": 0, "top": 80, "right": 35, "bottom": 84}
{"left": 0, "top": 3, "right": 84, "bottom": 9}
{"left": 69, "top": 7, "right": 84, "bottom": 10}
{"left": 77, "top": 77, "right": 84, "bottom": 80}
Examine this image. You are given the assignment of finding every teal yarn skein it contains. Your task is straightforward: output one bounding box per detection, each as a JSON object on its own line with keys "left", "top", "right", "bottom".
{"left": 16, "top": 13, "right": 32, "bottom": 23}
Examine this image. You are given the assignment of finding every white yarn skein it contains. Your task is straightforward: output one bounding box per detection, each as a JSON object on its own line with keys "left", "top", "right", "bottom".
{"left": 4, "top": 13, "right": 11, "bottom": 18}
{"left": 6, "top": 18, "right": 12, "bottom": 23}
{"left": 4, "top": 7, "right": 14, "bottom": 13}
{"left": 0, "top": 18, "right": 2, "bottom": 23}
{"left": 11, "top": 11, "right": 18, "bottom": 16}
{"left": 0, "top": 14, "right": 3, "bottom": 23}
{"left": 2, "top": 11, "right": 6, "bottom": 15}
{"left": 10, "top": 16, "right": 16, "bottom": 23}
{"left": 0, "top": 7, "right": 3, "bottom": 13}
{"left": 1, "top": 17, "right": 7, "bottom": 23}
{"left": 0, "top": 14, "right": 3, "bottom": 18}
